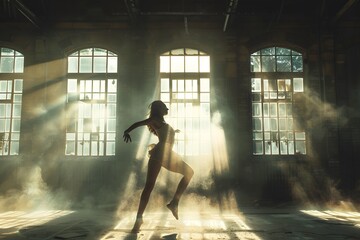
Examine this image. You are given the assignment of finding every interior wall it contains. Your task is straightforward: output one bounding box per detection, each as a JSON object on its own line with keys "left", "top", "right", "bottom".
{"left": 0, "top": 20, "right": 359, "bottom": 209}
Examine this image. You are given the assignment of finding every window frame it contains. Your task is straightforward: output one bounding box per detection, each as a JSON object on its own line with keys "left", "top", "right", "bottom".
{"left": 0, "top": 47, "right": 24, "bottom": 156}
{"left": 250, "top": 47, "right": 307, "bottom": 158}
{"left": 65, "top": 47, "right": 118, "bottom": 157}
{"left": 159, "top": 48, "right": 212, "bottom": 158}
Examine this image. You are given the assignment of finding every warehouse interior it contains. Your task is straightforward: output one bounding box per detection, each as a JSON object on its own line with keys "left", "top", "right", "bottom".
{"left": 0, "top": 0, "right": 359, "bottom": 239}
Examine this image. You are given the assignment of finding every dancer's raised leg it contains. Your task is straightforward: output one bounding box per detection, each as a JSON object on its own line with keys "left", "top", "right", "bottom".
{"left": 163, "top": 157, "right": 194, "bottom": 220}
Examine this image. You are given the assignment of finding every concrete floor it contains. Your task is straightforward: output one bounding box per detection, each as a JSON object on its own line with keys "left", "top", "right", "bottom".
{"left": 0, "top": 206, "right": 359, "bottom": 240}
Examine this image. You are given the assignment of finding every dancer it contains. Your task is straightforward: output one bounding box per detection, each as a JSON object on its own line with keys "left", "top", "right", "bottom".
{"left": 123, "top": 100, "right": 194, "bottom": 233}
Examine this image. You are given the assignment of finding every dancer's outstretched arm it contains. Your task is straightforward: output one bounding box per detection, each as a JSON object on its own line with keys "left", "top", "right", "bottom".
{"left": 123, "top": 118, "right": 151, "bottom": 143}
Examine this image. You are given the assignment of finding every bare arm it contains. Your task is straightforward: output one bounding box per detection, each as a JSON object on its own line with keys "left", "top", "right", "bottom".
{"left": 123, "top": 118, "right": 152, "bottom": 143}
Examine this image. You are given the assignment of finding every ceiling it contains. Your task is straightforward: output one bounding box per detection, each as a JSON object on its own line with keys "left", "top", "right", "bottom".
{"left": 0, "top": 0, "right": 359, "bottom": 31}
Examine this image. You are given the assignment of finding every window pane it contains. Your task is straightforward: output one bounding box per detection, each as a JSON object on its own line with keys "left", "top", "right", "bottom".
{"left": 108, "top": 57, "right": 117, "bottom": 73}
{"left": 270, "top": 118, "right": 278, "bottom": 131}
{"left": 292, "top": 55, "right": 303, "bottom": 72}
{"left": 67, "top": 79, "right": 77, "bottom": 93}
{"left": 0, "top": 57, "right": 14, "bottom": 73}
{"left": 79, "top": 57, "right": 92, "bottom": 73}
{"left": 293, "top": 78, "right": 304, "bottom": 92}
{"left": 200, "top": 93, "right": 209, "bottom": 102}
{"left": 263, "top": 103, "right": 269, "bottom": 116}
{"left": 278, "top": 103, "right": 286, "bottom": 117}
{"left": 276, "top": 47, "right": 291, "bottom": 55}
{"left": 295, "top": 141, "right": 306, "bottom": 154}
{"left": 10, "top": 141, "right": 19, "bottom": 155}
{"left": 108, "top": 79, "right": 117, "bottom": 93}
{"left": 261, "top": 47, "right": 275, "bottom": 55}
{"left": 279, "top": 118, "right": 286, "bottom": 130}
{"left": 277, "top": 56, "right": 291, "bottom": 72}
{"left": 106, "top": 142, "right": 115, "bottom": 155}
{"left": 253, "top": 132, "right": 263, "bottom": 140}
{"left": 171, "top": 48, "right": 184, "bottom": 55}
{"left": 252, "top": 93, "right": 261, "bottom": 102}
{"left": 160, "top": 56, "right": 170, "bottom": 73}
{"left": 271, "top": 140, "right": 279, "bottom": 154}
{"left": 295, "top": 132, "right": 306, "bottom": 140}
{"left": 253, "top": 118, "right": 262, "bottom": 131}
{"left": 200, "top": 78, "right": 210, "bottom": 92}
{"left": 263, "top": 118, "right": 270, "bottom": 131}
{"left": 94, "top": 57, "right": 106, "bottom": 73}
{"left": 94, "top": 48, "right": 107, "bottom": 56}
{"left": 171, "top": 56, "right": 184, "bottom": 72}
{"left": 13, "top": 104, "right": 21, "bottom": 117}
{"left": 1, "top": 48, "right": 14, "bottom": 55}
{"left": 12, "top": 119, "right": 21, "bottom": 132}
{"left": 261, "top": 56, "right": 275, "bottom": 72}
{"left": 0, "top": 81, "right": 6, "bottom": 92}
{"left": 252, "top": 103, "right": 262, "bottom": 117}
{"left": 186, "top": 48, "right": 198, "bottom": 55}
{"left": 80, "top": 48, "right": 92, "bottom": 56}
{"left": 251, "top": 56, "right": 261, "bottom": 72}
{"left": 68, "top": 57, "right": 78, "bottom": 73}
{"left": 286, "top": 103, "right": 292, "bottom": 116}
{"left": 288, "top": 141, "right": 295, "bottom": 154}
{"left": 15, "top": 57, "right": 24, "bottom": 73}
{"left": 161, "top": 78, "right": 169, "bottom": 92}
{"left": 251, "top": 78, "right": 261, "bottom": 92}
{"left": 199, "top": 56, "right": 210, "bottom": 72}
{"left": 185, "top": 56, "right": 198, "bottom": 72}
{"left": 280, "top": 140, "right": 287, "bottom": 154}
{"left": 270, "top": 103, "right": 277, "bottom": 116}
{"left": 14, "top": 79, "right": 23, "bottom": 93}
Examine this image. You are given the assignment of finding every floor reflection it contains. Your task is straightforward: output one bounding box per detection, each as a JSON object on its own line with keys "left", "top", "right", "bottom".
{"left": 101, "top": 211, "right": 262, "bottom": 240}
{"left": 301, "top": 209, "right": 360, "bottom": 227}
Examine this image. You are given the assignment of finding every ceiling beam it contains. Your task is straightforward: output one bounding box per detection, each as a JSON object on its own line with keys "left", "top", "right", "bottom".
{"left": 123, "top": 0, "right": 139, "bottom": 23}
{"left": 267, "top": 0, "right": 285, "bottom": 32}
{"left": 12, "top": 0, "right": 41, "bottom": 29}
{"left": 334, "top": 0, "right": 359, "bottom": 22}
{"left": 223, "top": 0, "right": 239, "bottom": 32}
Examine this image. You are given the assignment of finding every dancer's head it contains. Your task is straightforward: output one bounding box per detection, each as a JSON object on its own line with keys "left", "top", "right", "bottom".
{"left": 149, "top": 100, "right": 169, "bottom": 118}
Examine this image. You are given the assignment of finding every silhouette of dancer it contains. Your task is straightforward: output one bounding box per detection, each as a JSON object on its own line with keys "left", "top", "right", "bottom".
{"left": 123, "top": 100, "right": 194, "bottom": 233}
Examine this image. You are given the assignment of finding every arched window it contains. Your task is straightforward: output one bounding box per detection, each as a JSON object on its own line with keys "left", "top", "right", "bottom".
{"left": 250, "top": 47, "right": 306, "bottom": 155}
{"left": 0, "top": 47, "right": 24, "bottom": 155}
{"left": 159, "top": 48, "right": 211, "bottom": 157}
{"left": 65, "top": 48, "right": 118, "bottom": 156}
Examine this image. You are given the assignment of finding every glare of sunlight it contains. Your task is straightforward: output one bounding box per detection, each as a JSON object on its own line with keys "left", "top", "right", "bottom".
{"left": 301, "top": 209, "right": 360, "bottom": 228}
{"left": 0, "top": 210, "right": 73, "bottom": 230}
{"left": 101, "top": 212, "right": 263, "bottom": 240}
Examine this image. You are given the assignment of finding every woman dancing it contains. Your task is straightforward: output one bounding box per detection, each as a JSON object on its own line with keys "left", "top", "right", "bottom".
{"left": 123, "top": 100, "right": 194, "bottom": 233}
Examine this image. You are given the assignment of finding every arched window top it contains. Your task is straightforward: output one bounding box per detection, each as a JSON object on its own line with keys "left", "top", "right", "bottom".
{"left": 69, "top": 48, "right": 117, "bottom": 57}
{"left": 161, "top": 48, "right": 208, "bottom": 56}
{"left": 251, "top": 47, "right": 303, "bottom": 73}
{"left": 160, "top": 48, "right": 210, "bottom": 73}
{"left": 0, "top": 47, "right": 24, "bottom": 73}
{"left": 67, "top": 47, "right": 117, "bottom": 73}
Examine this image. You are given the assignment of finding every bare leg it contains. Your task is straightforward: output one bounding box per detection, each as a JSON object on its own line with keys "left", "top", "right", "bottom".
{"left": 132, "top": 159, "right": 161, "bottom": 233}
{"left": 162, "top": 155, "right": 194, "bottom": 220}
